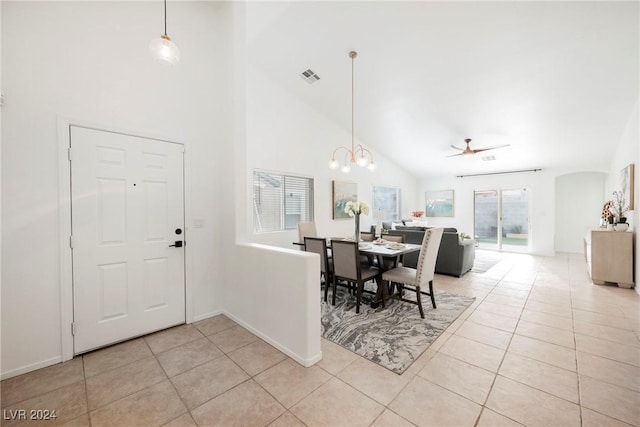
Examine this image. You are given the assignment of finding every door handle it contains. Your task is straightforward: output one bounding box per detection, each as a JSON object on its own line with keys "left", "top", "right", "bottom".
{"left": 169, "top": 241, "right": 183, "bottom": 248}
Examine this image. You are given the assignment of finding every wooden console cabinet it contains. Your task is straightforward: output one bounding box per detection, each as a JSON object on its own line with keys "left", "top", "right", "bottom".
{"left": 584, "top": 229, "right": 634, "bottom": 288}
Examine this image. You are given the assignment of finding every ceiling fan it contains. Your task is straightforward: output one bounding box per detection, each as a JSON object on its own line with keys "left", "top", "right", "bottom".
{"left": 447, "top": 138, "right": 510, "bottom": 157}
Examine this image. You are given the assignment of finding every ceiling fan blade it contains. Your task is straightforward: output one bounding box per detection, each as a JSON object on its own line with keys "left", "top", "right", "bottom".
{"left": 446, "top": 152, "right": 465, "bottom": 157}
{"left": 473, "top": 144, "right": 511, "bottom": 154}
{"left": 450, "top": 145, "right": 465, "bottom": 151}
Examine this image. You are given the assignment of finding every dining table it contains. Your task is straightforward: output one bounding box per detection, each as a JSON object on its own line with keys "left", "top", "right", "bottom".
{"left": 357, "top": 241, "right": 422, "bottom": 308}
{"left": 295, "top": 238, "right": 422, "bottom": 309}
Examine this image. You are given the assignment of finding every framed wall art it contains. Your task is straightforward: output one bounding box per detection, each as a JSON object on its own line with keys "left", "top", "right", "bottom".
{"left": 332, "top": 181, "right": 357, "bottom": 219}
{"left": 620, "top": 163, "right": 635, "bottom": 210}
{"left": 372, "top": 185, "right": 401, "bottom": 221}
{"left": 425, "top": 189, "right": 454, "bottom": 217}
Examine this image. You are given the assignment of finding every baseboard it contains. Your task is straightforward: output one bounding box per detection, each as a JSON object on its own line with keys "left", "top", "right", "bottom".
{"left": 1, "top": 356, "right": 62, "bottom": 380}
{"left": 191, "top": 309, "right": 223, "bottom": 323}
{"left": 222, "top": 311, "right": 322, "bottom": 367}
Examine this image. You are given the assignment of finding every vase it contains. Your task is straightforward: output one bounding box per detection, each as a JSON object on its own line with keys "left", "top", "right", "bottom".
{"left": 354, "top": 213, "right": 360, "bottom": 241}
{"left": 614, "top": 223, "right": 629, "bottom": 232}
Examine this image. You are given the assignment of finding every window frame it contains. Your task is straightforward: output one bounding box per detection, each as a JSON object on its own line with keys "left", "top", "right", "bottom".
{"left": 252, "top": 169, "right": 314, "bottom": 233}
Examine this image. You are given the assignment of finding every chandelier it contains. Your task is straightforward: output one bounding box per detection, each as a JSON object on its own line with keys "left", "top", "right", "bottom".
{"left": 328, "top": 51, "right": 376, "bottom": 173}
{"left": 149, "top": 0, "right": 180, "bottom": 65}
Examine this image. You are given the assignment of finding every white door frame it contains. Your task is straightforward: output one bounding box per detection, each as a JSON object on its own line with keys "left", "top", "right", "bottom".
{"left": 57, "top": 117, "right": 194, "bottom": 361}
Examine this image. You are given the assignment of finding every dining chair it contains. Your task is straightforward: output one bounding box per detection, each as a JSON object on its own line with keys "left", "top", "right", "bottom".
{"left": 297, "top": 221, "right": 317, "bottom": 243}
{"left": 304, "top": 237, "right": 333, "bottom": 302}
{"left": 359, "top": 231, "right": 376, "bottom": 267}
{"left": 383, "top": 234, "right": 404, "bottom": 243}
{"left": 330, "top": 240, "right": 382, "bottom": 313}
{"left": 381, "top": 228, "right": 444, "bottom": 318}
{"left": 381, "top": 234, "right": 405, "bottom": 270}
{"left": 360, "top": 231, "right": 375, "bottom": 242}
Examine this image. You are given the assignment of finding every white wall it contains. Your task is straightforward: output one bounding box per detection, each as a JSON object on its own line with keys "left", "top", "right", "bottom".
{"left": 245, "top": 68, "right": 418, "bottom": 249}
{"left": 607, "top": 100, "right": 639, "bottom": 294}
{"left": 223, "top": 1, "right": 322, "bottom": 369}
{"left": 555, "top": 172, "right": 607, "bottom": 253}
{"left": 224, "top": 244, "right": 321, "bottom": 366}
{"left": 1, "top": 1, "right": 230, "bottom": 377}
{"left": 418, "top": 170, "right": 557, "bottom": 256}
{"left": 0, "top": 0, "right": 3, "bottom": 366}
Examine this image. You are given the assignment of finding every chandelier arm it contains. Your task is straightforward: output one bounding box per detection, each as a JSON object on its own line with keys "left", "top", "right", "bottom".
{"left": 331, "top": 146, "right": 352, "bottom": 160}
{"left": 355, "top": 144, "right": 375, "bottom": 160}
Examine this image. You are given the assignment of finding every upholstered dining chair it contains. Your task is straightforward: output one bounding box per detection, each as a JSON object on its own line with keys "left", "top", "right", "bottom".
{"left": 297, "top": 221, "right": 317, "bottom": 243}
{"left": 381, "top": 228, "right": 444, "bottom": 318}
{"left": 330, "top": 240, "right": 381, "bottom": 313}
{"left": 383, "top": 234, "right": 404, "bottom": 243}
{"left": 304, "top": 237, "right": 333, "bottom": 302}
{"left": 360, "top": 231, "right": 375, "bottom": 242}
{"left": 359, "top": 231, "right": 376, "bottom": 267}
{"left": 378, "top": 233, "right": 405, "bottom": 270}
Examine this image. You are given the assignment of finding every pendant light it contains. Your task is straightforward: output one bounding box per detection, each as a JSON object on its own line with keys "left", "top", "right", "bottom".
{"left": 149, "top": 0, "right": 180, "bottom": 65}
{"left": 328, "top": 51, "right": 376, "bottom": 173}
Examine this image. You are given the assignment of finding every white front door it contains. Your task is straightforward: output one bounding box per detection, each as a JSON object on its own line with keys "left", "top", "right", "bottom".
{"left": 70, "top": 126, "right": 185, "bottom": 354}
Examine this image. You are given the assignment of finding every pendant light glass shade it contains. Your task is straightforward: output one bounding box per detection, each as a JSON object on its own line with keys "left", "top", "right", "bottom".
{"left": 150, "top": 0, "right": 179, "bottom": 65}
{"left": 149, "top": 34, "right": 180, "bottom": 65}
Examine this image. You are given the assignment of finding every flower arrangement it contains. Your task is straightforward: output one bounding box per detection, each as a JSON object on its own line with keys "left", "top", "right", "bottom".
{"left": 609, "top": 191, "right": 629, "bottom": 223}
{"left": 344, "top": 201, "right": 369, "bottom": 217}
{"left": 411, "top": 210, "right": 425, "bottom": 218}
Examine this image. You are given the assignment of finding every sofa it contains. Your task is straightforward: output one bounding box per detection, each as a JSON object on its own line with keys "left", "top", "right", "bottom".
{"left": 386, "top": 227, "right": 475, "bottom": 277}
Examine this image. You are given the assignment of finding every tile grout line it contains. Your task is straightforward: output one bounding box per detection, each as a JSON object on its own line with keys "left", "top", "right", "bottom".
{"left": 473, "top": 263, "right": 534, "bottom": 427}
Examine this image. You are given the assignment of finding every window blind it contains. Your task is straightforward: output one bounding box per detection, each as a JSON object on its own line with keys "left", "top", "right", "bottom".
{"left": 253, "top": 171, "right": 314, "bottom": 232}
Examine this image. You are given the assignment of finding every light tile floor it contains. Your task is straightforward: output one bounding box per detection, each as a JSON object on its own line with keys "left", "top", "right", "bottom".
{"left": 2, "top": 251, "right": 639, "bottom": 426}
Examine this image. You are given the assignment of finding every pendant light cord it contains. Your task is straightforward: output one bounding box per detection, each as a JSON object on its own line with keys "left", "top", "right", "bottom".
{"left": 164, "top": 0, "right": 168, "bottom": 36}
{"left": 351, "top": 51, "right": 355, "bottom": 153}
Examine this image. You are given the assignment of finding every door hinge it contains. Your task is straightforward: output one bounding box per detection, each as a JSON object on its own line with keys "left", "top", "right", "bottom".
{"left": 68, "top": 147, "right": 72, "bottom": 161}
{"left": 71, "top": 322, "right": 76, "bottom": 336}
{"left": 69, "top": 235, "right": 74, "bottom": 249}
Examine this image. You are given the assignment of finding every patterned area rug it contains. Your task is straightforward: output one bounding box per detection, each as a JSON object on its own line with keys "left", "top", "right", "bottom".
{"left": 321, "top": 287, "right": 475, "bottom": 374}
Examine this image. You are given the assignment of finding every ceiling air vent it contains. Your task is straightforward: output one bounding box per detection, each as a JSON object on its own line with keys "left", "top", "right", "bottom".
{"left": 300, "top": 69, "right": 320, "bottom": 84}
{"left": 482, "top": 155, "right": 496, "bottom": 161}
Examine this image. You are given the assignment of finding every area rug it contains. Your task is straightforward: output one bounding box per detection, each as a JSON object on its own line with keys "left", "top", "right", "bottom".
{"left": 320, "top": 288, "right": 475, "bottom": 374}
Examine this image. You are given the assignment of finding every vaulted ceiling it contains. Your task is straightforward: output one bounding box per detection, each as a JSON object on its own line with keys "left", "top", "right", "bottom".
{"left": 246, "top": 1, "right": 639, "bottom": 178}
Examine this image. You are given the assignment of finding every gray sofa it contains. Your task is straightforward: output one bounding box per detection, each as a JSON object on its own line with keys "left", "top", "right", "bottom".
{"left": 386, "top": 227, "right": 475, "bottom": 277}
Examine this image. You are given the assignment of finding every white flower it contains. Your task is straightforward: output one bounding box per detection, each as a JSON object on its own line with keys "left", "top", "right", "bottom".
{"left": 344, "top": 201, "right": 369, "bottom": 216}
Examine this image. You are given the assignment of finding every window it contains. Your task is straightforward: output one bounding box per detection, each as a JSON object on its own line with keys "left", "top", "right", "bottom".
{"left": 372, "top": 186, "right": 401, "bottom": 221}
{"left": 252, "top": 170, "right": 314, "bottom": 232}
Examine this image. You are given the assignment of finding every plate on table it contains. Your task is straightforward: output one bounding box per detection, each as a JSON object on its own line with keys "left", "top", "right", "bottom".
{"left": 358, "top": 243, "right": 372, "bottom": 250}
{"left": 385, "top": 243, "right": 406, "bottom": 250}
{"left": 373, "top": 238, "right": 387, "bottom": 245}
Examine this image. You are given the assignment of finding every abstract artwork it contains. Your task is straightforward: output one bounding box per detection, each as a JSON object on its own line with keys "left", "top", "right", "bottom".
{"left": 425, "top": 189, "right": 454, "bottom": 217}
{"left": 332, "top": 181, "right": 357, "bottom": 219}
{"left": 620, "top": 164, "right": 634, "bottom": 210}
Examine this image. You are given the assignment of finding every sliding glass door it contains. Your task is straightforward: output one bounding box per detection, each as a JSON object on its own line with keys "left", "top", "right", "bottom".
{"left": 474, "top": 188, "right": 529, "bottom": 252}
